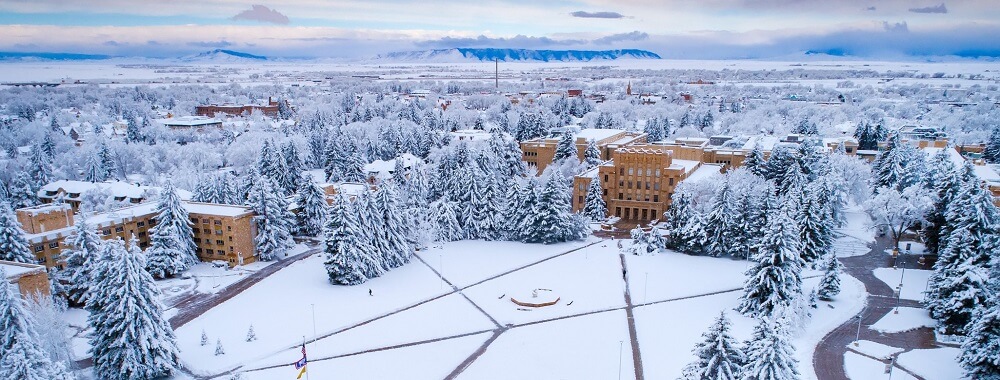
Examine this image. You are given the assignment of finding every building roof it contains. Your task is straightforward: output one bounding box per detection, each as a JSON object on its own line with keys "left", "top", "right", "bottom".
{"left": 576, "top": 128, "right": 623, "bottom": 142}
{"left": 922, "top": 146, "right": 966, "bottom": 168}
{"left": 16, "top": 203, "right": 71, "bottom": 216}
{"left": 157, "top": 116, "right": 222, "bottom": 127}
{"left": 364, "top": 154, "right": 421, "bottom": 180}
{"left": 38, "top": 180, "right": 193, "bottom": 201}
{"left": 684, "top": 163, "right": 724, "bottom": 184}
{"left": 670, "top": 159, "right": 701, "bottom": 174}
{"left": 972, "top": 164, "right": 1000, "bottom": 186}
{"left": 0, "top": 260, "right": 46, "bottom": 279}
{"left": 184, "top": 202, "right": 253, "bottom": 217}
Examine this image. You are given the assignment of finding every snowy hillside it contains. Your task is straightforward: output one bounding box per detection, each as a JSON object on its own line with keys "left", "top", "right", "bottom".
{"left": 375, "top": 48, "right": 661, "bottom": 62}
{"left": 181, "top": 49, "right": 267, "bottom": 63}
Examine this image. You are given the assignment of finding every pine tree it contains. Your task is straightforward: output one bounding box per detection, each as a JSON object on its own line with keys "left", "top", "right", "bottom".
{"left": 678, "top": 311, "right": 744, "bottom": 380}
{"left": 0, "top": 336, "right": 74, "bottom": 380}
{"left": 40, "top": 133, "right": 55, "bottom": 158}
{"left": 248, "top": 176, "right": 294, "bottom": 261}
{"left": 552, "top": 132, "right": 578, "bottom": 163}
{"left": 371, "top": 185, "right": 414, "bottom": 269}
{"left": 738, "top": 205, "right": 804, "bottom": 318}
{"left": 324, "top": 195, "right": 378, "bottom": 285}
{"left": 214, "top": 339, "right": 225, "bottom": 356}
{"left": 0, "top": 202, "right": 35, "bottom": 263}
{"left": 27, "top": 146, "right": 52, "bottom": 189}
{"left": 816, "top": 254, "right": 842, "bottom": 301}
{"left": 743, "top": 143, "right": 766, "bottom": 178}
{"left": 921, "top": 149, "right": 959, "bottom": 255}
{"left": 83, "top": 154, "right": 105, "bottom": 183}
{"left": 959, "top": 290, "right": 1000, "bottom": 378}
{"left": 644, "top": 118, "right": 665, "bottom": 142}
{"left": 982, "top": 127, "right": 1000, "bottom": 164}
{"left": 97, "top": 141, "right": 116, "bottom": 180}
{"left": 281, "top": 142, "right": 304, "bottom": 194}
{"left": 583, "top": 139, "right": 603, "bottom": 168}
{"left": 583, "top": 178, "right": 607, "bottom": 222}
{"left": 927, "top": 228, "right": 992, "bottom": 335}
{"left": 705, "top": 180, "right": 739, "bottom": 257}
{"left": 0, "top": 268, "right": 33, "bottom": 357}
{"left": 797, "top": 183, "right": 834, "bottom": 266}
{"left": 294, "top": 174, "right": 328, "bottom": 237}
{"left": 521, "top": 175, "right": 585, "bottom": 244}
{"left": 88, "top": 238, "right": 180, "bottom": 380}
{"left": 741, "top": 318, "right": 800, "bottom": 380}
{"left": 145, "top": 182, "right": 196, "bottom": 278}
{"left": 126, "top": 116, "right": 142, "bottom": 144}
{"left": 200, "top": 330, "right": 209, "bottom": 346}
{"left": 57, "top": 219, "right": 102, "bottom": 304}
{"left": 8, "top": 173, "right": 37, "bottom": 209}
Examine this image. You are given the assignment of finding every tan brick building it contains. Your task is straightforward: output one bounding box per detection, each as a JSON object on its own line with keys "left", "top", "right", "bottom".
{"left": 1, "top": 260, "right": 51, "bottom": 300}
{"left": 18, "top": 201, "right": 258, "bottom": 268}
{"left": 572, "top": 144, "right": 722, "bottom": 222}
{"left": 195, "top": 97, "right": 280, "bottom": 118}
{"left": 521, "top": 128, "right": 646, "bottom": 172}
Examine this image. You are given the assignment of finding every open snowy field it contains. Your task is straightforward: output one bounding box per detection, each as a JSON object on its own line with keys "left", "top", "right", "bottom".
{"left": 872, "top": 268, "right": 933, "bottom": 301}
{"left": 107, "top": 237, "right": 870, "bottom": 380}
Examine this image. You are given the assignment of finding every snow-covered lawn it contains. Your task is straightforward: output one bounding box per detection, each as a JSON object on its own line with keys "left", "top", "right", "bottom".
{"left": 832, "top": 236, "right": 870, "bottom": 258}
{"left": 424, "top": 238, "right": 593, "bottom": 288}
{"left": 635, "top": 273, "right": 866, "bottom": 380}
{"left": 838, "top": 207, "right": 875, "bottom": 243}
{"left": 896, "top": 347, "right": 966, "bottom": 380}
{"left": 456, "top": 310, "right": 635, "bottom": 380}
{"left": 844, "top": 352, "right": 918, "bottom": 380}
{"left": 872, "top": 268, "right": 932, "bottom": 301}
{"left": 235, "top": 332, "right": 493, "bottom": 380}
{"left": 870, "top": 307, "right": 935, "bottom": 334}
{"left": 848, "top": 340, "right": 904, "bottom": 360}
{"left": 625, "top": 249, "right": 752, "bottom": 303}
{"left": 174, "top": 253, "right": 449, "bottom": 376}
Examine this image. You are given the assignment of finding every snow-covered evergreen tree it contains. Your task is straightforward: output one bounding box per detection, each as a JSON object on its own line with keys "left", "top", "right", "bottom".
{"left": 0, "top": 202, "right": 35, "bottom": 263}
{"left": 521, "top": 175, "right": 586, "bottom": 244}
{"left": 505, "top": 179, "right": 536, "bottom": 241}
{"left": 678, "top": 311, "right": 744, "bottom": 380}
{"left": 583, "top": 139, "right": 603, "bottom": 168}
{"left": 583, "top": 178, "right": 607, "bottom": 222}
{"left": 644, "top": 118, "right": 665, "bottom": 142}
{"left": 294, "top": 174, "right": 328, "bottom": 237}
{"left": 816, "top": 254, "right": 842, "bottom": 301}
{"left": 145, "top": 182, "right": 196, "bottom": 278}
{"left": 741, "top": 318, "right": 800, "bottom": 380}
{"left": 0, "top": 335, "right": 75, "bottom": 380}
{"left": 248, "top": 176, "right": 294, "bottom": 261}
{"left": 738, "top": 204, "right": 804, "bottom": 318}
{"left": 88, "top": 237, "right": 180, "bottom": 380}
{"left": 927, "top": 228, "right": 992, "bottom": 336}
{"left": 0, "top": 268, "right": 34, "bottom": 357}
{"left": 431, "top": 200, "right": 463, "bottom": 242}
{"left": 984, "top": 127, "right": 1000, "bottom": 164}
{"left": 214, "top": 338, "right": 225, "bottom": 356}
{"left": 797, "top": 183, "right": 834, "bottom": 266}
{"left": 281, "top": 142, "right": 304, "bottom": 193}
{"left": 323, "top": 195, "right": 378, "bottom": 285}
{"left": 921, "top": 149, "right": 960, "bottom": 255}
{"left": 27, "top": 146, "right": 52, "bottom": 189}
{"left": 371, "top": 185, "right": 414, "bottom": 268}
{"left": 83, "top": 155, "right": 105, "bottom": 183}
{"left": 705, "top": 180, "right": 739, "bottom": 257}
{"left": 246, "top": 325, "right": 257, "bottom": 342}
{"left": 57, "top": 219, "right": 102, "bottom": 304}
{"left": 552, "top": 132, "right": 578, "bottom": 163}
{"left": 8, "top": 173, "right": 37, "bottom": 209}
{"left": 959, "top": 283, "right": 1000, "bottom": 379}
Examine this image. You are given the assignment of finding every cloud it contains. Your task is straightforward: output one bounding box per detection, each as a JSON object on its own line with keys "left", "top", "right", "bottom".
{"left": 866, "top": 6, "right": 877, "bottom": 11}
{"left": 909, "top": 3, "right": 948, "bottom": 13}
{"left": 881, "top": 21, "right": 908, "bottom": 33}
{"left": 570, "top": 11, "right": 627, "bottom": 19}
{"left": 592, "top": 31, "right": 649, "bottom": 45}
{"left": 187, "top": 40, "right": 234, "bottom": 48}
{"left": 231, "top": 5, "right": 289, "bottom": 24}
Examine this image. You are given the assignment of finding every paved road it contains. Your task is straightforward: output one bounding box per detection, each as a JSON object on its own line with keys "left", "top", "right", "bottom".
{"left": 812, "top": 235, "right": 941, "bottom": 380}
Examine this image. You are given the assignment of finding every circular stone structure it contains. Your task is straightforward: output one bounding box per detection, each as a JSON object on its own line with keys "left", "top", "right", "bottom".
{"left": 510, "top": 288, "right": 560, "bottom": 308}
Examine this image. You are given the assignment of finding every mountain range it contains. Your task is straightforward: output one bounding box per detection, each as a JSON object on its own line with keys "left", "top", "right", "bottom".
{"left": 375, "top": 48, "right": 661, "bottom": 62}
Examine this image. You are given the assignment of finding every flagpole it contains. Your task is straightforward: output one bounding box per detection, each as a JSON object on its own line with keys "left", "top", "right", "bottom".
{"left": 303, "top": 335, "right": 311, "bottom": 380}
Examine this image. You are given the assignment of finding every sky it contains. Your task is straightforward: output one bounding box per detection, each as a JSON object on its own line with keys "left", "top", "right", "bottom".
{"left": 0, "top": 0, "right": 998, "bottom": 59}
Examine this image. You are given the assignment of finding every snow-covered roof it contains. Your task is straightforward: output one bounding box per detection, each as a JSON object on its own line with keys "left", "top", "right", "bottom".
{"left": 576, "top": 128, "right": 623, "bottom": 142}
{"left": 972, "top": 164, "right": 1000, "bottom": 186}
{"left": 1, "top": 261, "right": 46, "bottom": 279}
{"left": 184, "top": 202, "right": 253, "bottom": 217}
{"left": 921, "top": 147, "right": 965, "bottom": 168}
{"left": 15, "top": 203, "right": 71, "bottom": 216}
{"left": 670, "top": 159, "right": 701, "bottom": 174}
{"left": 157, "top": 116, "right": 222, "bottom": 127}
{"left": 450, "top": 129, "right": 491, "bottom": 141}
{"left": 683, "top": 163, "right": 724, "bottom": 184}
{"left": 364, "top": 154, "right": 421, "bottom": 179}
{"left": 38, "top": 180, "right": 192, "bottom": 201}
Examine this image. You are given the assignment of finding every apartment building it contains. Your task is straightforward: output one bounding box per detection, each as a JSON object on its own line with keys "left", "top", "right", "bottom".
{"left": 1, "top": 260, "right": 50, "bottom": 299}
{"left": 521, "top": 128, "right": 646, "bottom": 172}
{"left": 195, "top": 97, "right": 281, "bottom": 118}
{"left": 18, "top": 201, "right": 257, "bottom": 268}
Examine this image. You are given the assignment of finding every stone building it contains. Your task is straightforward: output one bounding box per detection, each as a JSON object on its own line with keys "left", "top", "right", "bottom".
{"left": 1, "top": 260, "right": 51, "bottom": 299}
{"left": 520, "top": 128, "right": 646, "bottom": 172}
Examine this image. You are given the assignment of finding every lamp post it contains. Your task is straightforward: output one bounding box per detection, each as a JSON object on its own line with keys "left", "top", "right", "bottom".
{"left": 854, "top": 313, "right": 864, "bottom": 346}
{"left": 618, "top": 340, "right": 624, "bottom": 380}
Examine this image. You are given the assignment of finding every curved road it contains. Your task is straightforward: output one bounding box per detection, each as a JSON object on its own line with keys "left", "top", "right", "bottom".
{"left": 812, "top": 235, "right": 942, "bottom": 380}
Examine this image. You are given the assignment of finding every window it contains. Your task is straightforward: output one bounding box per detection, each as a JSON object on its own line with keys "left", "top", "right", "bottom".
{"left": 196, "top": 248, "right": 203, "bottom": 253}
{"left": 653, "top": 195, "right": 659, "bottom": 202}
{"left": 193, "top": 228, "right": 200, "bottom": 234}
{"left": 202, "top": 218, "right": 209, "bottom": 224}
{"left": 645, "top": 182, "right": 650, "bottom": 190}
{"left": 190, "top": 217, "right": 199, "bottom": 224}
{"left": 227, "top": 226, "right": 232, "bottom": 231}
{"left": 215, "top": 230, "right": 223, "bottom": 235}
{"left": 214, "top": 220, "right": 222, "bottom": 225}
{"left": 654, "top": 183, "right": 660, "bottom": 191}
{"left": 115, "top": 226, "right": 124, "bottom": 233}
{"left": 102, "top": 229, "right": 111, "bottom": 235}
{"left": 655, "top": 169, "right": 661, "bottom": 177}
{"left": 578, "top": 196, "right": 584, "bottom": 204}
{"left": 603, "top": 189, "right": 608, "bottom": 196}
{"left": 618, "top": 193, "right": 624, "bottom": 200}
{"left": 35, "top": 245, "right": 44, "bottom": 252}
{"left": 216, "top": 240, "right": 225, "bottom": 245}
{"left": 206, "top": 249, "right": 214, "bottom": 255}
{"left": 619, "top": 180, "right": 624, "bottom": 187}
{"left": 619, "top": 168, "right": 624, "bottom": 175}
{"left": 604, "top": 175, "right": 609, "bottom": 182}
{"left": 627, "top": 181, "right": 632, "bottom": 189}
{"left": 668, "top": 178, "right": 674, "bottom": 186}
{"left": 138, "top": 231, "right": 146, "bottom": 238}
{"left": 194, "top": 238, "right": 202, "bottom": 243}
{"left": 628, "top": 168, "right": 634, "bottom": 175}
{"left": 228, "top": 236, "right": 233, "bottom": 242}
{"left": 646, "top": 168, "right": 651, "bottom": 176}
{"left": 137, "top": 221, "right": 145, "bottom": 227}
{"left": 615, "top": 207, "right": 622, "bottom": 217}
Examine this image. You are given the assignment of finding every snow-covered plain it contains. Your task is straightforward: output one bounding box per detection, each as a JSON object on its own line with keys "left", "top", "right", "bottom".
{"left": 844, "top": 351, "right": 918, "bottom": 380}
{"left": 849, "top": 340, "right": 904, "bottom": 360}
{"left": 895, "top": 347, "right": 966, "bottom": 380}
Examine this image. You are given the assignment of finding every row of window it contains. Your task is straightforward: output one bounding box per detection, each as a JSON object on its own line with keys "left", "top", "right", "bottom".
{"left": 524, "top": 151, "right": 539, "bottom": 157}
{"left": 193, "top": 227, "right": 228, "bottom": 235}
{"left": 197, "top": 246, "right": 234, "bottom": 255}
{"left": 617, "top": 193, "right": 662, "bottom": 202}
{"left": 193, "top": 237, "right": 232, "bottom": 245}
{"left": 618, "top": 167, "right": 662, "bottom": 177}
{"left": 190, "top": 218, "right": 225, "bottom": 226}
{"left": 603, "top": 174, "right": 675, "bottom": 186}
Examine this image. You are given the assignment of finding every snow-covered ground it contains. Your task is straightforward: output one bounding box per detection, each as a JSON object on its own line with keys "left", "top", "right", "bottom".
{"left": 837, "top": 207, "right": 875, "bottom": 243}
{"left": 896, "top": 347, "right": 966, "bottom": 380}
{"left": 872, "top": 268, "right": 933, "bottom": 301}
{"left": 849, "top": 340, "right": 904, "bottom": 360}
{"left": 844, "top": 351, "right": 918, "bottom": 380}
{"left": 870, "top": 307, "right": 936, "bottom": 334}
{"left": 144, "top": 238, "right": 867, "bottom": 380}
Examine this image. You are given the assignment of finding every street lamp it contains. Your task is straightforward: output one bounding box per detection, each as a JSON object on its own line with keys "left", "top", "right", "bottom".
{"left": 618, "top": 340, "right": 624, "bottom": 380}
{"left": 854, "top": 313, "right": 864, "bottom": 346}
